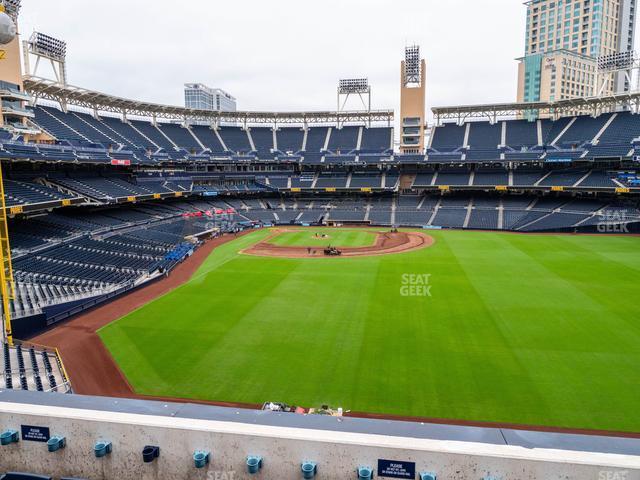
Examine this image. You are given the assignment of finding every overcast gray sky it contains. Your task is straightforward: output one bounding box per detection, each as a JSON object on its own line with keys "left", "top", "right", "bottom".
{"left": 19, "top": 1, "right": 533, "bottom": 115}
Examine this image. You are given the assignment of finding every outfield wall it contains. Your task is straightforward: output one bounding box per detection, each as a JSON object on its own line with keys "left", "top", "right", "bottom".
{"left": 0, "top": 391, "right": 639, "bottom": 480}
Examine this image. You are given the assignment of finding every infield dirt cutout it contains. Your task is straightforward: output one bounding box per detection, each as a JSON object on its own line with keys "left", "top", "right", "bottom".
{"left": 241, "top": 228, "right": 435, "bottom": 258}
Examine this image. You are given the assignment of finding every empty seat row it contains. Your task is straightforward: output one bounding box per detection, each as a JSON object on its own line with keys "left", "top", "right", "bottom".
{"left": 0, "top": 343, "right": 67, "bottom": 393}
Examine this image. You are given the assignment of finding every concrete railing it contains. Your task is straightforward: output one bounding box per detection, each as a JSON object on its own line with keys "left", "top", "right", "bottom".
{"left": 0, "top": 391, "right": 639, "bottom": 480}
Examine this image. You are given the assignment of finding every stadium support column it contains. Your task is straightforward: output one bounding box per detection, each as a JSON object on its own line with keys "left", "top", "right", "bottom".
{"left": 400, "top": 46, "right": 426, "bottom": 154}
{"left": 0, "top": 163, "right": 15, "bottom": 345}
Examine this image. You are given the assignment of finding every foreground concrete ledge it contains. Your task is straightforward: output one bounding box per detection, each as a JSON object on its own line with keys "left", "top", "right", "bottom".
{"left": 0, "top": 390, "right": 638, "bottom": 479}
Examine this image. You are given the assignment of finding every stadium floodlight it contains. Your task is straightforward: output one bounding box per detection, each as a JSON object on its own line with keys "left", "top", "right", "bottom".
{"left": 3, "top": 0, "right": 20, "bottom": 20}
{"left": 29, "top": 31, "right": 67, "bottom": 60}
{"left": 595, "top": 50, "right": 640, "bottom": 96}
{"left": 338, "top": 78, "right": 370, "bottom": 95}
{"left": 404, "top": 45, "right": 422, "bottom": 85}
{"left": 597, "top": 51, "right": 635, "bottom": 72}
{"left": 23, "top": 31, "right": 68, "bottom": 85}
{"left": 337, "top": 78, "right": 372, "bottom": 123}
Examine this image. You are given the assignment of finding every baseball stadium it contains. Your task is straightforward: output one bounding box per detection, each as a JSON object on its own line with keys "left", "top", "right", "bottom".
{"left": 0, "top": 1, "right": 639, "bottom": 479}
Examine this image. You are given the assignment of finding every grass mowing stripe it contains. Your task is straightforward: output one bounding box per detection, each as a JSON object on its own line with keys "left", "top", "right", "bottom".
{"left": 193, "top": 229, "right": 273, "bottom": 278}
{"left": 503, "top": 234, "right": 640, "bottom": 349}
{"left": 394, "top": 231, "right": 556, "bottom": 423}
{"left": 437, "top": 233, "right": 556, "bottom": 419}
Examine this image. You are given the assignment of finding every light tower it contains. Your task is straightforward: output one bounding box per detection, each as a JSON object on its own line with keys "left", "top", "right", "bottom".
{"left": 596, "top": 51, "right": 640, "bottom": 98}
{"left": 400, "top": 45, "right": 426, "bottom": 154}
{"left": 23, "top": 31, "right": 68, "bottom": 86}
{"left": 337, "top": 78, "right": 371, "bottom": 127}
{"left": 337, "top": 78, "right": 371, "bottom": 112}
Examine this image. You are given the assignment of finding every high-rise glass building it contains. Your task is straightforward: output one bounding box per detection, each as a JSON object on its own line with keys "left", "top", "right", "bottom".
{"left": 517, "top": 0, "right": 637, "bottom": 106}
{"left": 184, "top": 83, "right": 236, "bottom": 112}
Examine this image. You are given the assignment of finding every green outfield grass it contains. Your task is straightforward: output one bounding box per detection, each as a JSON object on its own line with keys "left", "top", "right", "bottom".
{"left": 266, "top": 228, "right": 377, "bottom": 247}
{"left": 98, "top": 228, "right": 640, "bottom": 432}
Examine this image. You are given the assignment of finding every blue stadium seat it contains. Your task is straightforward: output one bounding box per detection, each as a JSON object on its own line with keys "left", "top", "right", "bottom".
{"left": 0, "top": 472, "right": 53, "bottom": 480}
{"left": 218, "top": 127, "right": 251, "bottom": 154}
{"left": 505, "top": 119, "right": 538, "bottom": 148}
{"left": 430, "top": 123, "right": 465, "bottom": 151}
{"left": 327, "top": 126, "right": 359, "bottom": 153}
{"left": 276, "top": 127, "right": 304, "bottom": 154}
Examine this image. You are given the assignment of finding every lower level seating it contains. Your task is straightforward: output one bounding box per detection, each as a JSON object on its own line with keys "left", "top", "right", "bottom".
{"left": 1, "top": 343, "right": 69, "bottom": 394}
{"left": 394, "top": 210, "right": 431, "bottom": 226}
{"left": 431, "top": 208, "right": 467, "bottom": 228}
{"left": 468, "top": 209, "right": 499, "bottom": 229}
